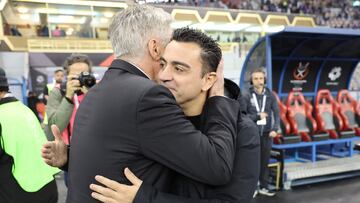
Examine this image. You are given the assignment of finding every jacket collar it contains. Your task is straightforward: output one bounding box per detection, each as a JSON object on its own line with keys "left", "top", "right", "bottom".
{"left": 223, "top": 79, "right": 246, "bottom": 121}
{"left": 250, "top": 86, "right": 268, "bottom": 95}
{"left": 224, "top": 79, "right": 240, "bottom": 100}
{"left": 108, "top": 59, "right": 149, "bottom": 79}
{"left": 0, "top": 97, "right": 18, "bottom": 105}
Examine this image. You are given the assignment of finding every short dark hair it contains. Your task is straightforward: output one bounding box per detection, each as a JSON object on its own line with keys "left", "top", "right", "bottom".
{"left": 63, "top": 54, "right": 92, "bottom": 74}
{"left": 54, "top": 69, "right": 64, "bottom": 74}
{"left": 171, "top": 27, "right": 222, "bottom": 76}
{"left": 0, "top": 86, "right": 8, "bottom": 92}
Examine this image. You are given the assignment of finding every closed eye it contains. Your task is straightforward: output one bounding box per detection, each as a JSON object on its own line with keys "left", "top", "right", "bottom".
{"left": 174, "top": 66, "right": 185, "bottom": 72}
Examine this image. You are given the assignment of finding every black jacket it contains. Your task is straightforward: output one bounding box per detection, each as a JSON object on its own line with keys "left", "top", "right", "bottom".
{"left": 243, "top": 87, "right": 280, "bottom": 134}
{"left": 67, "top": 59, "right": 240, "bottom": 203}
{"left": 133, "top": 79, "right": 260, "bottom": 203}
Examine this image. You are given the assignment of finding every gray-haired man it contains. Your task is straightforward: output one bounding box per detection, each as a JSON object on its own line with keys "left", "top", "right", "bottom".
{"left": 42, "top": 5, "right": 239, "bottom": 203}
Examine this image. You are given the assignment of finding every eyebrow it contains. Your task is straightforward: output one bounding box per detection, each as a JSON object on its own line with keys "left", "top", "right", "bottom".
{"left": 172, "top": 61, "right": 191, "bottom": 69}
{"left": 160, "top": 57, "right": 191, "bottom": 69}
{"left": 160, "top": 57, "right": 167, "bottom": 62}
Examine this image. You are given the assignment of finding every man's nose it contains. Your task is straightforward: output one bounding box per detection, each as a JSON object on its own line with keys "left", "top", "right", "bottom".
{"left": 158, "top": 66, "right": 173, "bottom": 82}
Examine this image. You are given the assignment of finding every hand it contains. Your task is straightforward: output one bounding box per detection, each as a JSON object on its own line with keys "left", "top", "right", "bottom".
{"left": 90, "top": 168, "right": 143, "bottom": 203}
{"left": 209, "top": 58, "right": 224, "bottom": 97}
{"left": 269, "top": 131, "right": 277, "bottom": 138}
{"left": 41, "top": 125, "right": 68, "bottom": 167}
{"left": 259, "top": 112, "right": 268, "bottom": 120}
{"left": 80, "top": 86, "right": 89, "bottom": 94}
{"left": 66, "top": 75, "right": 81, "bottom": 99}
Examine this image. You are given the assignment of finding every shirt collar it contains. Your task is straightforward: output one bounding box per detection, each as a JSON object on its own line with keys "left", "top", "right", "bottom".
{"left": 127, "top": 61, "right": 151, "bottom": 79}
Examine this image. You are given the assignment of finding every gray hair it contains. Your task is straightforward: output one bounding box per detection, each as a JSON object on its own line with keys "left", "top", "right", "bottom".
{"left": 109, "top": 5, "right": 173, "bottom": 59}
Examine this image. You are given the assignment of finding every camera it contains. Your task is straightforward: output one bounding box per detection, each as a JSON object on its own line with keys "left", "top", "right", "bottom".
{"left": 59, "top": 72, "right": 96, "bottom": 95}
{"left": 78, "top": 72, "right": 96, "bottom": 88}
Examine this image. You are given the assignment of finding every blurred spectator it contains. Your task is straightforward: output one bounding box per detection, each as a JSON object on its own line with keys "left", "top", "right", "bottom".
{"left": 52, "top": 26, "right": 64, "bottom": 37}
{"left": 27, "top": 91, "right": 41, "bottom": 121}
{"left": 0, "top": 67, "right": 59, "bottom": 203}
{"left": 3, "top": 23, "right": 11, "bottom": 35}
{"left": 10, "top": 25, "right": 22, "bottom": 36}
{"left": 42, "top": 25, "right": 50, "bottom": 37}
{"left": 43, "top": 69, "right": 64, "bottom": 104}
{"left": 36, "top": 25, "right": 41, "bottom": 36}
{"left": 242, "top": 35, "right": 248, "bottom": 42}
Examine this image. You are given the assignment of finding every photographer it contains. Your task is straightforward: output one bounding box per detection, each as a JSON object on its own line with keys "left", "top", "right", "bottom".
{"left": 46, "top": 54, "right": 95, "bottom": 145}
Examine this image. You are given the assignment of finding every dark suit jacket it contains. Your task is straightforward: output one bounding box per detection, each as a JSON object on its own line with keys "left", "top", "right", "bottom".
{"left": 133, "top": 80, "right": 260, "bottom": 203}
{"left": 67, "top": 59, "right": 239, "bottom": 203}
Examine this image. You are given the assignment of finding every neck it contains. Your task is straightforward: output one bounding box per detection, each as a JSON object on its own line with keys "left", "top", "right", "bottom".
{"left": 254, "top": 86, "right": 264, "bottom": 94}
{"left": 120, "top": 55, "right": 154, "bottom": 80}
{"left": 180, "top": 92, "right": 206, "bottom": 117}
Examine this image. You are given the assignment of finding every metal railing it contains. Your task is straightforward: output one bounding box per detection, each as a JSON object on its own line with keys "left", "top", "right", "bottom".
{"left": 27, "top": 38, "right": 113, "bottom": 53}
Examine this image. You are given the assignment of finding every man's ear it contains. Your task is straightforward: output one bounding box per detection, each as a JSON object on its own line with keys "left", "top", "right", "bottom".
{"left": 201, "top": 72, "right": 217, "bottom": 92}
{"left": 148, "top": 39, "right": 162, "bottom": 60}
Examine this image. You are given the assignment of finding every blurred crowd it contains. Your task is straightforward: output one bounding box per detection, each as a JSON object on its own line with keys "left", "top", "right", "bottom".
{"left": 160, "top": 0, "right": 360, "bottom": 29}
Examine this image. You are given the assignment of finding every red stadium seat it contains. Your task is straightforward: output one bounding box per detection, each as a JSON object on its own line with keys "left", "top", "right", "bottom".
{"left": 315, "top": 89, "right": 354, "bottom": 139}
{"left": 336, "top": 89, "right": 360, "bottom": 136}
{"left": 286, "top": 91, "right": 329, "bottom": 142}
{"left": 272, "top": 91, "right": 301, "bottom": 144}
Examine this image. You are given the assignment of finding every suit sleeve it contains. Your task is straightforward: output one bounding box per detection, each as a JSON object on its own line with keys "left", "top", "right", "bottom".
{"left": 136, "top": 85, "right": 239, "bottom": 185}
{"left": 133, "top": 183, "right": 227, "bottom": 203}
{"left": 271, "top": 93, "right": 280, "bottom": 132}
{"left": 237, "top": 95, "right": 248, "bottom": 115}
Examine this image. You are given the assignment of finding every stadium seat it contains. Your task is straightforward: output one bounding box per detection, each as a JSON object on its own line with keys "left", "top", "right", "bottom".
{"left": 315, "top": 89, "right": 354, "bottom": 139}
{"left": 272, "top": 91, "right": 301, "bottom": 144}
{"left": 336, "top": 89, "right": 360, "bottom": 136}
{"left": 286, "top": 91, "right": 329, "bottom": 142}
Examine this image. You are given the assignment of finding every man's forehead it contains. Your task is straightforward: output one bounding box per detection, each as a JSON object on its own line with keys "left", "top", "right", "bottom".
{"left": 165, "top": 40, "right": 176, "bottom": 49}
{"left": 164, "top": 40, "right": 201, "bottom": 54}
{"left": 253, "top": 72, "right": 265, "bottom": 77}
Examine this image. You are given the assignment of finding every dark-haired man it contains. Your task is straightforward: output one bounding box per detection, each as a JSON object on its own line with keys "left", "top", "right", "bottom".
{"left": 89, "top": 28, "right": 260, "bottom": 203}
{"left": 43, "top": 69, "right": 64, "bottom": 103}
